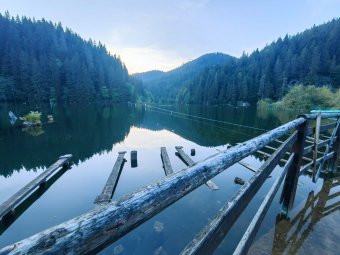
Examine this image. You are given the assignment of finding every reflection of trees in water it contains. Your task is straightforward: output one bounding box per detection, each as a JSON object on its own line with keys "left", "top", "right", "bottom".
{"left": 0, "top": 104, "right": 144, "bottom": 177}
{"left": 271, "top": 177, "right": 339, "bottom": 254}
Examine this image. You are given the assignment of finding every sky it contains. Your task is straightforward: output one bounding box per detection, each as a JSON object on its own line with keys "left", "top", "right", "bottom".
{"left": 1, "top": 0, "right": 339, "bottom": 74}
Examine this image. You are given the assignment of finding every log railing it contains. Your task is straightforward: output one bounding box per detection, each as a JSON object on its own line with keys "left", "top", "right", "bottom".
{"left": 0, "top": 113, "right": 339, "bottom": 255}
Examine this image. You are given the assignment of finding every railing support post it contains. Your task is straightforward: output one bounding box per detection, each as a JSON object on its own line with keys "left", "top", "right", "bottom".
{"left": 329, "top": 119, "right": 340, "bottom": 173}
{"left": 280, "top": 118, "right": 308, "bottom": 213}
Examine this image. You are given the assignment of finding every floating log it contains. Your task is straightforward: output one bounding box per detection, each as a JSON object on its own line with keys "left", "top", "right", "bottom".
{"left": 94, "top": 152, "right": 126, "bottom": 205}
{"left": 0, "top": 155, "right": 72, "bottom": 220}
{"left": 175, "top": 146, "right": 219, "bottom": 190}
{"left": 160, "top": 147, "right": 174, "bottom": 176}
{"left": 131, "top": 150, "right": 137, "bottom": 168}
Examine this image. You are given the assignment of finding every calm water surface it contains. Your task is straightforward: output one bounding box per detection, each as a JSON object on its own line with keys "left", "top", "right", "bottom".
{"left": 0, "top": 103, "right": 338, "bottom": 254}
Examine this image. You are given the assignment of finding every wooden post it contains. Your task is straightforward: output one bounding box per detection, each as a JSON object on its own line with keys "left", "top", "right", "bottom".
{"left": 161, "top": 147, "right": 174, "bottom": 176}
{"left": 175, "top": 146, "right": 219, "bottom": 190}
{"left": 280, "top": 119, "right": 308, "bottom": 213}
{"left": 94, "top": 152, "right": 126, "bottom": 205}
{"left": 131, "top": 150, "right": 137, "bottom": 168}
{"left": 312, "top": 115, "right": 321, "bottom": 175}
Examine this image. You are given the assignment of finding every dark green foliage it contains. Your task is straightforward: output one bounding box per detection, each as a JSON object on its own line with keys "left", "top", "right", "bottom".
{"left": 0, "top": 12, "right": 142, "bottom": 103}
{"left": 258, "top": 85, "right": 340, "bottom": 112}
{"left": 142, "top": 19, "right": 340, "bottom": 105}
{"left": 134, "top": 53, "right": 235, "bottom": 103}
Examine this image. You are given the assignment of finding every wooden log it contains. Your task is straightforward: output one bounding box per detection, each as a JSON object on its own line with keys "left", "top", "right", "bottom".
{"left": 160, "top": 147, "right": 174, "bottom": 176}
{"left": 175, "top": 146, "right": 219, "bottom": 190}
{"left": 0, "top": 155, "right": 72, "bottom": 220}
{"left": 180, "top": 131, "right": 298, "bottom": 255}
{"left": 0, "top": 118, "right": 305, "bottom": 255}
{"left": 233, "top": 153, "right": 294, "bottom": 255}
{"left": 94, "top": 152, "right": 126, "bottom": 205}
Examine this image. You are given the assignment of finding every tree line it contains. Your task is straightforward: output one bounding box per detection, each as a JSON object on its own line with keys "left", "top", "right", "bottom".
{"left": 0, "top": 12, "right": 144, "bottom": 103}
{"left": 143, "top": 18, "right": 340, "bottom": 105}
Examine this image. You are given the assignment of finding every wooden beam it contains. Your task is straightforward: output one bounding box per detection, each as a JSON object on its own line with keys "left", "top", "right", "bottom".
{"left": 94, "top": 152, "right": 126, "bottom": 205}
{"left": 313, "top": 119, "right": 340, "bottom": 182}
{"left": 319, "top": 122, "right": 337, "bottom": 133}
{"left": 0, "top": 117, "right": 306, "bottom": 255}
{"left": 160, "top": 147, "right": 174, "bottom": 176}
{"left": 180, "top": 131, "right": 297, "bottom": 255}
{"left": 175, "top": 146, "right": 219, "bottom": 190}
{"left": 233, "top": 153, "right": 294, "bottom": 255}
{"left": 238, "top": 161, "right": 257, "bottom": 173}
{"left": 0, "top": 155, "right": 72, "bottom": 220}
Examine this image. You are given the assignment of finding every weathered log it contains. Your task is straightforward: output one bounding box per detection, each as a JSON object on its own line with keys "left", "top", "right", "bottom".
{"left": 175, "top": 146, "right": 219, "bottom": 190}
{"left": 94, "top": 152, "right": 126, "bottom": 205}
{"left": 0, "top": 155, "right": 72, "bottom": 220}
{"left": 0, "top": 118, "right": 305, "bottom": 255}
{"left": 160, "top": 147, "right": 174, "bottom": 176}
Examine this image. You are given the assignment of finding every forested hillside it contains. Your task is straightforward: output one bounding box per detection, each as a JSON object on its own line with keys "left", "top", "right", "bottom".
{"left": 134, "top": 53, "right": 235, "bottom": 103}
{"left": 143, "top": 19, "right": 340, "bottom": 105}
{"left": 0, "top": 12, "right": 143, "bottom": 103}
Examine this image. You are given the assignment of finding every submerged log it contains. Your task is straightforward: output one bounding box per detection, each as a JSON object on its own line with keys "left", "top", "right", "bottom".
{"left": 0, "top": 155, "right": 72, "bottom": 220}
{"left": 94, "top": 152, "right": 126, "bottom": 205}
{"left": 161, "top": 147, "right": 174, "bottom": 176}
{"left": 0, "top": 117, "right": 306, "bottom": 255}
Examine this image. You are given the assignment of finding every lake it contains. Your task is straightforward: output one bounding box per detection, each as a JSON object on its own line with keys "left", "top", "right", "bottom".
{"left": 0, "top": 103, "right": 339, "bottom": 254}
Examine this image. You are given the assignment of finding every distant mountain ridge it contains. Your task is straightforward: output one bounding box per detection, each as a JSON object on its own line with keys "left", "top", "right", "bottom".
{"left": 134, "top": 53, "right": 235, "bottom": 103}
{"left": 139, "top": 19, "right": 340, "bottom": 105}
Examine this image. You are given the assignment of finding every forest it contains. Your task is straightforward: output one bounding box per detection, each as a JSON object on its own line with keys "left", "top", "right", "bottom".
{"left": 0, "top": 12, "right": 144, "bottom": 103}
{"left": 140, "top": 18, "right": 340, "bottom": 105}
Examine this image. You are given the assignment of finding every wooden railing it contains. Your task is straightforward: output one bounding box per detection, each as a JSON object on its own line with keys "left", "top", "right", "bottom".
{"left": 0, "top": 113, "right": 339, "bottom": 255}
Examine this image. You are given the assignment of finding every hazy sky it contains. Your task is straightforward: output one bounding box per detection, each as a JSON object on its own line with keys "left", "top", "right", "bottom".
{"left": 1, "top": 0, "right": 339, "bottom": 73}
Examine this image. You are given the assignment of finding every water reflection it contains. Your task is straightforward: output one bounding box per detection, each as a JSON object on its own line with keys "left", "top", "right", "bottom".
{"left": 249, "top": 176, "right": 340, "bottom": 255}
{"left": 0, "top": 103, "right": 290, "bottom": 178}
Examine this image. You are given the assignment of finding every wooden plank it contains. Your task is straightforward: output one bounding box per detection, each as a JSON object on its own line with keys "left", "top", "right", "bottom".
{"left": 233, "top": 153, "right": 294, "bottom": 255}
{"left": 266, "top": 145, "right": 312, "bottom": 162}
{"left": 299, "top": 152, "right": 334, "bottom": 175}
{"left": 175, "top": 146, "right": 219, "bottom": 190}
{"left": 0, "top": 117, "right": 306, "bottom": 255}
{"left": 256, "top": 150, "right": 288, "bottom": 163}
{"left": 238, "top": 161, "right": 257, "bottom": 173}
{"left": 160, "top": 147, "right": 174, "bottom": 176}
{"left": 319, "top": 122, "right": 337, "bottom": 133}
{"left": 0, "top": 155, "right": 72, "bottom": 220}
{"left": 180, "top": 131, "right": 297, "bottom": 255}
{"left": 313, "top": 120, "right": 340, "bottom": 182}
{"left": 94, "top": 152, "right": 126, "bottom": 205}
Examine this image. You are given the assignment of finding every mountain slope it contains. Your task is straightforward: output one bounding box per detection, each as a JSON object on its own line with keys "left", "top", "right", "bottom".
{"left": 134, "top": 53, "right": 235, "bottom": 103}
{"left": 0, "top": 12, "right": 143, "bottom": 103}
{"left": 144, "top": 19, "right": 340, "bottom": 105}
